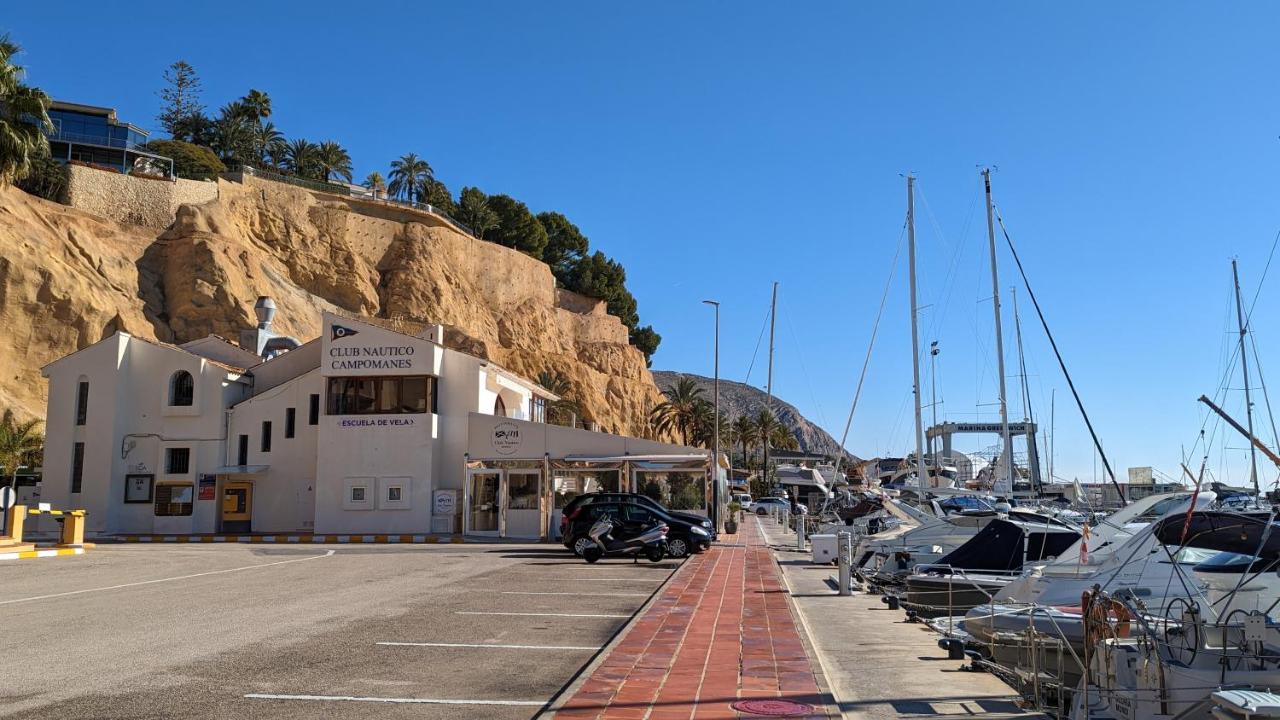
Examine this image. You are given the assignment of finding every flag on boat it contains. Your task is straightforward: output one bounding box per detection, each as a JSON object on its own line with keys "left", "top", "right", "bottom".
{"left": 1079, "top": 522, "right": 1090, "bottom": 565}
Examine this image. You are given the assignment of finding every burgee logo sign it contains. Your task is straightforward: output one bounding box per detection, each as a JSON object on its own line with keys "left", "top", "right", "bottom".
{"left": 331, "top": 324, "right": 359, "bottom": 341}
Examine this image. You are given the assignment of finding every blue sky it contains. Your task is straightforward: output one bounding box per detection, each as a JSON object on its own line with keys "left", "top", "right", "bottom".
{"left": 8, "top": 3, "right": 1280, "bottom": 485}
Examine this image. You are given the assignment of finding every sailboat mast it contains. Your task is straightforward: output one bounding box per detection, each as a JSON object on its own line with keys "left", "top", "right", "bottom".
{"left": 982, "top": 168, "right": 1015, "bottom": 497}
{"left": 764, "top": 281, "right": 778, "bottom": 485}
{"left": 907, "top": 175, "right": 928, "bottom": 499}
{"left": 1012, "top": 286, "right": 1039, "bottom": 492}
{"left": 1232, "top": 259, "right": 1260, "bottom": 496}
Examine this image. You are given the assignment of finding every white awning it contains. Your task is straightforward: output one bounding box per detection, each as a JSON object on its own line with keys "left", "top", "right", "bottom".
{"left": 213, "top": 465, "right": 270, "bottom": 474}
{"left": 562, "top": 454, "right": 709, "bottom": 463}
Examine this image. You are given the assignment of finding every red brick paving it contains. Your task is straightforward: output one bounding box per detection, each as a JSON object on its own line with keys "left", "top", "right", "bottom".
{"left": 555, "top": 516, "right": 832, "bottom": 720}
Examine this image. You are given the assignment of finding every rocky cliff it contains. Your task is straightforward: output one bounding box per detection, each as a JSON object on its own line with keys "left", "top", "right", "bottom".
{"left": 652, "top": 371, "right": 857, "bottom": 461}
{"left": 0, "top": 174, "right": 665, "bottom": 436}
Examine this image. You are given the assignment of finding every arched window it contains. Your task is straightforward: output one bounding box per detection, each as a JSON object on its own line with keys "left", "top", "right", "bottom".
{"left": 169, "top": 370, "right": 194, "bottom": 407}
{"left": 494, "top": 395, "right": 507, "bottom": 417}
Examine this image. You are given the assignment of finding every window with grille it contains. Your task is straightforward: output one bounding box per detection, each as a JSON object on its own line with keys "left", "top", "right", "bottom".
{"left": 75, "top": 380, "right": 89, "bottom": 425}
{"left": 71, "top": 442, "right": 84, "bottom": 493}
{"left": 166, "top": 447, "right": 191, "bottom": 474}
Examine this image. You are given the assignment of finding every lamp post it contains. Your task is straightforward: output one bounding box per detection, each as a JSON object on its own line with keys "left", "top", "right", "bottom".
{"left": 703, "top": 299, "right": 721, "bottom": 531}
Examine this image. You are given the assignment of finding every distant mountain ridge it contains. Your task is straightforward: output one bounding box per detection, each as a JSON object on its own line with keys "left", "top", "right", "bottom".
{"left": 652, "top": 371, "right": 858, "bottom": 463}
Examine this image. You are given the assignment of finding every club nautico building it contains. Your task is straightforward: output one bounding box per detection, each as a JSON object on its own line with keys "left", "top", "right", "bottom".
{"left": 39, "top": 299, "right": 714, "bottom": 539}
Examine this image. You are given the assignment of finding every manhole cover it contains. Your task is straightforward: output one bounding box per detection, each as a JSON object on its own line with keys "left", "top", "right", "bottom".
{"left": 731, "top": 698, "right": 816, "bottom": 717}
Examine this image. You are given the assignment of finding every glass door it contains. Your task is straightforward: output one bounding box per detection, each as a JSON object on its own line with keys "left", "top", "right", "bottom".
{"left": 466, "top": 470, "right": 500, "bottom": 536}
{"left": 504, "top": 470, "right": 542, "bottom": 539}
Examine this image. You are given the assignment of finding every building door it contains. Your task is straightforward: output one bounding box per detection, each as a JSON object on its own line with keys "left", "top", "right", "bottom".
{"left": 222, "top": 481, "right": 253, "bottom": 533}
{"left": 465, "top": 470, "right": 500, "bottom": 536}
{"left": 504, "top": 470, "right": 542, "bottom": 539}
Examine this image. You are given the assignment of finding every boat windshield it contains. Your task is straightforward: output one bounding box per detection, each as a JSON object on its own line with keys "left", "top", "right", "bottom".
{"left": 1171, "top": 546, "right": 1227, "bottom": 565}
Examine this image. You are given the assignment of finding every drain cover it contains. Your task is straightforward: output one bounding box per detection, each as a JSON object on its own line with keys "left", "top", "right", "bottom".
{"left": 731, "top": 699, "right": 816, "bottom": 717}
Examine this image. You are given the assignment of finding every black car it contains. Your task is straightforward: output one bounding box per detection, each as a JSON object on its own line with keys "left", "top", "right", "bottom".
{"left": 560, "top": 492, "right": 714, "bottom": 545}
{"left": 563, "top": 501, "right": 712, "bottom": 559}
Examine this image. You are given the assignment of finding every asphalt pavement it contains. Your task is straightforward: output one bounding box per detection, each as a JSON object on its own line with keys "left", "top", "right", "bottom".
{"left": 0, "top": 542, "right": 678, "bottom": 719}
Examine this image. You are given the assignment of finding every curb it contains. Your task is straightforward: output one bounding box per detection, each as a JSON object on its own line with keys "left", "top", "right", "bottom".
{"left": 104, "top": 534, "right": 468, "bottom": 545}
{"left": 0, "top": 547, "right": 86, "bottom": 561}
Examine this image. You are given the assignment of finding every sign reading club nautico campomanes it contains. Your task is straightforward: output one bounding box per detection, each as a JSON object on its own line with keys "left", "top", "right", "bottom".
{"left": 322, "top": 315, "right": 430, "bottom": 376}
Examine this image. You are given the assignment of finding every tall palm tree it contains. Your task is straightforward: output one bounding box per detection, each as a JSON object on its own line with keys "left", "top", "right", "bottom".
{"left": 253, "top": 122, "right": 285, "bottom": 166}
{"left": 769, "top": 425, "right": 799, "bottom": 451}
{"left": 316, "top": 140, "right": 352, "bottom": 183}
{"left": 363, "top": 171, "right": 386, "bottom": 199}
{"left": 284, "top": 138, "right": 318, "bottom": 178}
{"left": 754, "top": 408, "right": 782, "bottom": 469}
{"left": 0, "top": 408, "right": 42, "bottom": 493}
{"left": 241, "top": 89, "right": 272, "bottom": 123}
{"left": 387, "top": 153, "right": 433, "bottom": 201}
{"left": 0, "top": 35, "right": 52, "bottom": 184}
{"left": 649, "top": 377, "right": 706, "bottom": 446}
{"left": 731, "top": 415, "right": 757, "bottom": 468}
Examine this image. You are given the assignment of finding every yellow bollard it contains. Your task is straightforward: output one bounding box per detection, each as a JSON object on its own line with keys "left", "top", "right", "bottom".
{"left": 3, "top": 504, "right": 26, "bottom": 543}
{"left": 58, "top": 510, "right": 88, "bottom": 549}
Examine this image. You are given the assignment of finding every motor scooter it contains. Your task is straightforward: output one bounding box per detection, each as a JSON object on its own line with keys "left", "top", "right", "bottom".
{"left": 582, "top": 515, "right": 667, "bottom": 563}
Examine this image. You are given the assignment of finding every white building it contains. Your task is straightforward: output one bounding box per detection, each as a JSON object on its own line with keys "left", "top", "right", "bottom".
{"left": 39, "top": 300, "right": 712, "bottom": 539}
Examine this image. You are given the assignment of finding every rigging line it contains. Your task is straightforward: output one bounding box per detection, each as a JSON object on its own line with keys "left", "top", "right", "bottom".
{"left": 832, "top": 219, "right": 908, "bottom": 476}
{"left": 742, "top": 302, "right": 772, "bottom": 386}
{"left": 992, "top": 205, "right": 1126, "bottom": 505}
{"left": 780, "top": 297, "right": 830, "bottom": 431}
{"left": 1248, "top": 330, "right": 1280, "bottom": 460}
{"left": 1244, "top": 226, "right": 1280, "bottom": 326}
{"left": 915, "top": 180, "right": 976, "bottom": 342}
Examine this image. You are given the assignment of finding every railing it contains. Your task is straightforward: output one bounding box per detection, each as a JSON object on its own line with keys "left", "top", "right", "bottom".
{"left": 233, "top": 164, "right": 475, "bottom": 237}
{"left": 46, "top": 128, "right": 146, "bottom": 151}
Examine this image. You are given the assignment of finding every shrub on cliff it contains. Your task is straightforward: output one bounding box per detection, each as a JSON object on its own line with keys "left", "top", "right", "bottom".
{"left": 144, "top": 139, "right": 225, "bottom": 178}
{"left": 16, "top": 149, "right": 67, "bottom": 201}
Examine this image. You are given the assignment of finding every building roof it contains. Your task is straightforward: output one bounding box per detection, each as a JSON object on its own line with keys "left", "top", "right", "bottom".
{"left": 49, "top": 100, "right": 151, "bottom": 136}
{"left": 41, "top": 331, "right": 249, "bottom": 375}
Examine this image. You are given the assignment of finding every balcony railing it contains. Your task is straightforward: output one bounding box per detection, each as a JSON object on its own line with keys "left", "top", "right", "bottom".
{"left": 45, "top": 128, "right": 146, "bottom": 151}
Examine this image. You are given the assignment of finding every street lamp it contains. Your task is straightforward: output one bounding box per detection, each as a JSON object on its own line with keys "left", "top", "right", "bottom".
{"left": 702, "top": 299, "right": 721, "bottom": 531}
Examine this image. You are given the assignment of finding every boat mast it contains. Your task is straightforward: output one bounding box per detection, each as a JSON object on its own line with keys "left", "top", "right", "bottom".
{"left": 1012, "top": 287, "right": 1041, "bottom": 493}
{"left": 907, "top": 175, "right": 928, "bottom": 500}
{"left": 764, "top": 281, "right": 778, "bottom": 486}
{"left": 1232, "top": 259, "right": 1261, "bottom": 496}
{"left": 982, "top": 168, "right": 1015, "bottom": 497}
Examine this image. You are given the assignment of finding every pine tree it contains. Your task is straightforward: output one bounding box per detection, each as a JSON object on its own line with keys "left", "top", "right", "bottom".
{"left": 157, "top": 61, "right": 204, "bottom": 141}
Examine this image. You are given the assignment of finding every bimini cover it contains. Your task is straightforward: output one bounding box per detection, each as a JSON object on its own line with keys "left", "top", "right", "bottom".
{"left": 938, "top": 519, "right": 1028, "bottom": 572}
{"left": 938, "top": 519, "right": 1079, "bottom": 572}
{"left": 1154, "top": 511, "right": 1280, "bottom": 558}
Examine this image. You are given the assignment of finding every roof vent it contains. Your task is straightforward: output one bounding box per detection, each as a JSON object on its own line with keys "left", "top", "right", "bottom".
{"left": 254, "top": 296, "right": 276, "bottom": 329}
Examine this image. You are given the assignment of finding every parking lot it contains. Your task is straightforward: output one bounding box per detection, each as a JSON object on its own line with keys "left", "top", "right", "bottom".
{"left": 0, "top": 542, "right": 679, "bottom": 719}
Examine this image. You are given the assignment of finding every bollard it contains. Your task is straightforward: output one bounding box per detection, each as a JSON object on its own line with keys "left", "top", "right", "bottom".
{"left": 781, "top": 507, "right": 790, "bottom": 532}
{"left": 796, "top": 509, "right": 806, "bottom": 551}
{"left": 58, "top": 510, "right": 87, "bottom": 548}
{"left": 837, "top": 531, "right": 852, "bottom": 595}
{"left": 3, "top": 504, "right": 26, "bottom": 542}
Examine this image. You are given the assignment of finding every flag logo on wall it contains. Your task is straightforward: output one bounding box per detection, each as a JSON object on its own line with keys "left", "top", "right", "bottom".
{"left": 331, "top": 324, "right": 359, "bottom": 340}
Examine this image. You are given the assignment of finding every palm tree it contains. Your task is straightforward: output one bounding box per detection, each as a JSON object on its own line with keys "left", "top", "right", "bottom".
{"left": 241, "top": 89, "right": 272, "bottom": 123}
{"left": 649, "top": 377, "right": 706, "bottom": 446}
{"left": 387, "top": 153, "right": 432, "bottom": 201}
{"left": 0, "top": 408, "right": 42, "bottom": 493}
{"left": 211, "top": 111, "right": 254, "bottom": 164}
{"left": 754, "top": 408, "right": 782, "bottom": 469}
{"left": 731, "top": 415, "right": 756, "bottom": 468}
{"left": 363, "top": 171, "right": 386, "bottom": 199}
{"left": 284, "top": 138, "right": 318, "bottom": 178}
{"left": 0, "top": 35, "right": 52, "bottom": 184}
{"left": 536, "top": 370, "right": 580, "bottom": 426}
{"left": 770, "top": 425, "right": 799, "bottom": 451}
{"left": 253, "top": 122, "right": 286, "bottom": 167}
{"left": 316, "top": 141, "right": 352, "bottom": 183}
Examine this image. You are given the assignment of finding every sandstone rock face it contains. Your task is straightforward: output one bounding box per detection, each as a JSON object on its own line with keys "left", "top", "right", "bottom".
{"left": 0, "top": 175, "right": 665, "bottom": 438}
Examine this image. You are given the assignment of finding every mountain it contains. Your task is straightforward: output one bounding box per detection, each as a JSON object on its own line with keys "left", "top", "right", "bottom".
{"left": 0, "top": 173, "right": 663, "bottom": 436}
{"left": 652, "top": 371, "right": 857, "bottom": 462}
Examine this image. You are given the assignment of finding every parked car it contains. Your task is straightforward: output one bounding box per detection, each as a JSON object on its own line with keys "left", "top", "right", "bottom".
{"left": 752, "top": 497, "right": 807, "bottom": 515}
{"left": 560, "top": 492, "right": 714, "bottom": 546}
{"left": 563, "top": 501, "right": 711, "bottom": 559}
{"left": 731, "top": 493, "right": 753, "bottom": 511}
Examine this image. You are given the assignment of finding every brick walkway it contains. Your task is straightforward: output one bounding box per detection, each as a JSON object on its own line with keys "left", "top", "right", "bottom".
{"left": 555, "top": 516, "right": 831, "bottom": 720}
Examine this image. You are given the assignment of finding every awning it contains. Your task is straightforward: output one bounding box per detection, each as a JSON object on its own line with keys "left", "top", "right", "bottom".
{"left": 562, "top": 454, "right": 709, "bottom": 463}
{"left": 213, "top": 465, "right": 270, "bottom": 474}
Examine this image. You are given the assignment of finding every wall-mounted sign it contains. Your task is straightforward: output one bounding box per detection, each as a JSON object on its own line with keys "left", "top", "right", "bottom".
{"left": 339, "top": 418, "right": 417, "bottom": 428}
{"left": 492, "top": 421, "right": 521, "bottom": 456}
{"left": 433, "top": 489, "right": 457, "bottom": 515}
{"left": 124, "top": 474, "right": 154, "bottom": 503}
{"left": 198, "top": 474, "right": 216, "bottom": 501}
{"left": 322, "top": 313, "right": 430, "bottom": 376}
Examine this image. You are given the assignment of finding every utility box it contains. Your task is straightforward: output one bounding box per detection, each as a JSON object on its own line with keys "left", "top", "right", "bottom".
{"left": 811, "top": 534, "right": 838, "bottom": 564}
{"left": 432, "top": 490, "right": 458, "bottom": 535}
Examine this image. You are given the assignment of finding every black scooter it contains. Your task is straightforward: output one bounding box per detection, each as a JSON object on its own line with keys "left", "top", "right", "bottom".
{"left": 582, "top": 515, "right": 668, "bottom": 563}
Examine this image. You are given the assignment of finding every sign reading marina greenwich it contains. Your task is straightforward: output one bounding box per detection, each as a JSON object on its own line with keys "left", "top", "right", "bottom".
{"left": 328, "top": 345, "right": 416, "bottom": 371}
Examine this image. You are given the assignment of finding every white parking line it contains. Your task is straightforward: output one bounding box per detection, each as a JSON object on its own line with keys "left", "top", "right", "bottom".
{"left": 245, "top": 693, "right": 544, "bottom": 707}
{"left": 377, "top": 641, "right": 598, "bottom": 650}
{"left": 499, "top": 591, "right": 648, "bottom": 597}
{"left": 457, "top": 611, "right": 631, "bottom": 619}
{"left": 0, "top": 550, "right": 336, "bottom": 606}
